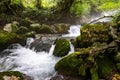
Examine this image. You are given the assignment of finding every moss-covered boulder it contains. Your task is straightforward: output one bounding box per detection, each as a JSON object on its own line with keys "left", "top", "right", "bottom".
{"left": 0, "top": 71, "right": 32, "bottom": 80}
{"left": 0, "top": 30, "right": 29, "bottom": 52}
{"left": 54, "top": 23, "right": 69, "bottom": 34}
{"left": 55, "top": 42, "right": 118, "bottom": 80}
{"left": 39, "top": 24, "right": 55, "bottom": 34}
{"left": 76, "top": 24, "right": 111, "bottom": 48}
{"left": 53, "top": 39, "right": 70, "bottom": 57}
{"left": 16, "top": 26, "right": 29, "bottom": 34}
{"left": 30, "top": 24, "right": 55, "bottom": 34}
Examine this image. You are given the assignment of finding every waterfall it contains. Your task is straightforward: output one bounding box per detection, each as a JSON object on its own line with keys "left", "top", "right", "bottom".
{"left": 0, "top": 39, "right": 60, "bottom": 80}
{"left": 62, "top": 25, "right": 81, "bottom": 38}
{"left": 0, "top": 25, "right": 81, "bottom": 80}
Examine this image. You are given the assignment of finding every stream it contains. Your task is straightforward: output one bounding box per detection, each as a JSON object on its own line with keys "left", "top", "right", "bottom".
{"left": 0, "top": 25, "right": 81, "bottom": 80}
{"left": 0, "top": 10, "right": 118, "bottom": 80}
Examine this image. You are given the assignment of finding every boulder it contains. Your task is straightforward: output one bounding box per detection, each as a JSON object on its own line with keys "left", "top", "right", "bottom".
{"left": 55, "top": 42, "right": 118, "bottom": 80}
{"left": 53, "top": 39, "right": 70, "bottom": 57}
{"left": 3, "top": 21, "right": 19, "bottom": 32}
{"left": 30, "top": 35, "right": 57, "bottom": 52}
{"left": 0, "top": 71, "right": 32, "bottom": 80}
{"left": 39, "top": 24, "right": 55, "bottom": 34}
{"left": 16, "top": 26, "right": 29, "bottom": 34}
{"left": 30, "top": 24, "right": 55, "bottom": 34}
{"left": 0, "top": 30, "right": 29, "bottom": 52}
{"left": 54, "top": 23, "right": 69, "bottom": 34}
{"left": 76, "top": 24, "right": 111, "bottom": 48}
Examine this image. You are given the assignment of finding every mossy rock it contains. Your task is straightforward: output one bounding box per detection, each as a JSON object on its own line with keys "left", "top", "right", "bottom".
{"left": 76, "top": 24, "right": 111, "bottom": 48}
{"left": 98, "top": 56, "right": 116, "bottom": 78}
{"left": 30, "top": 24, "right": 54, "bottom": 34}
{"left": 0, "top": 71, "right": 31, "bottom": 80}
{"left": 3, "top": 22, "right": 18, "bottom": 33}
{"left": 55, "top": 52, "right": 86, "bottom": 75}
{"left": 0, "top": 30, "right": 27, "bottom": 52}
{"left": 53, "top": 39, "right": 70, "bottom": 57}
{"left": 55, "top": 42, "right": 118, "bottom": 80}
{"left": 16, "top": 26, "right": 29, "bottom": 34}
{"left": 54, "top": 23, "right": 69, "bottom": 34}
{"left": 29, "top": 24, "right": 41, "bottom": 33}
{"left": 39, "top": 24, "right": 55, "bottom": 34}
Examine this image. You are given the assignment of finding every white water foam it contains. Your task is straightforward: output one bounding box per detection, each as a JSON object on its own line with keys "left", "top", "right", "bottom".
{"left": 0, "top": 42, "right": 60, "bottom": 80}
{"left": 62, "top": 25, "right": 81, "bottom": 38}
{"left": 0, "top": 24, "right": 82, "bottom": 80}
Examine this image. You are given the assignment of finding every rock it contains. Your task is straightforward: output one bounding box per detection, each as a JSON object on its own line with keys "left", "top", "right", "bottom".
{"left": 54, "top": 23, "right": 69, "bottom": 34}
{"left": 30, "top": 35, "right": 56, "bottom": 52}
{"left": 30, "top": 23, "right": 40, "bottom": 27}
{"left": 16, "top": 26, "right": 29, "bottom": 34}
{"left": 0, "top": 30, "right": 28, "bottom": 52}
{"left": 30, "top": 24, "right": 55, "bottom": 34}
{"left": 76, "top": 24, "right": 111, "bottom": 48}
{"left": 53, "top": 39, "right": 70, "bottom": 57}
{"left": 3, "top": 21, "right": 19, "bottom": 32}
{"left": 115, "top": 52, "right": 120, "bottom": 62}
{"left": 55, "top": 42, "right": 118, "bottom": 80}
{"left": 0, "top": 71, "right": 32, "bottom": 80}
{"left": 39, "top": 24, "right": 55, "bottom": 34}
{"left": 55, "top": 52, "right": 87, "bottom": 76}
{"left": 3, "top": 23, "right": 12, "bottom": 32}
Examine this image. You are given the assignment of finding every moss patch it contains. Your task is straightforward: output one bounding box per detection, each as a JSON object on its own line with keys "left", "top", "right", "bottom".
{"left": 53, "top": 39, "right": 70, "bottom": 57}
{"left": 0, "top": 71, "right": 24, "bottom": 80}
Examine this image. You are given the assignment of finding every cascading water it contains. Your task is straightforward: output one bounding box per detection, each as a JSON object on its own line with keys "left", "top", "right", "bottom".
{"left": 0, "top": 39, "right": 60, "bottom": 80}
{"left": 62, "top": 25, "right": 81, "bottom": 38}
{"left": 0, "top": 25, "right": 81, "bottom": 80}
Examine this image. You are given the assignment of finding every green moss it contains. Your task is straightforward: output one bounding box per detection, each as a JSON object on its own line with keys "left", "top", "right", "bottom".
{"left": 55, "top": 41, "right": 118, "bottom": 79}
{"left": 30, "top": 24, "right": 54, "bottom": 34}
{"left": 55, "top": 52, "right": 84, "bottom": 75}
{"left": 55, "top": 24, "right": 69, "bottom": 34}
{"left": 40, "top": 24, "right": 54, "bottom": 34}
{"left": 0, "top": 30, "right": 18, "bottom": 51}
{"left": 0, "top": 71, "right": 24, "bottom": 80}
{"left": 90, "top": 65, "right": 98, "bottom": 80}
{"left": 16, "top": 26, "right": 29, "bottom": 34}
{"left": 76, "top": 24, "right": 111, "bottom": 48}
{"left": 98, "top": 56, "right": 116, "bottom": 78}
{"left": 0, "top": 30, "right": 29, "bottom": 51}
{"left": 53, "top": 39, "right": 70, "bottom": 57}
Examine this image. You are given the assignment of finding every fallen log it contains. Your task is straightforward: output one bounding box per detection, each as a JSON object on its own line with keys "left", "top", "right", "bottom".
{"left": 89, "top": 16, "right": 113, "bottom": 24}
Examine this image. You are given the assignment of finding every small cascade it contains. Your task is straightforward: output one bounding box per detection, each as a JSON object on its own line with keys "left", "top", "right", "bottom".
{"left": 68, "top": 42, "right": 75, "bottom": 54}
{"left": 0, "top": 39, "right": 60, "bottom": 80}
{"left": 26, "top": 38, "right": 34, "bottom": 48}
{"left": 0, "top": 24, "right": 82, "bottom": 80}
{"left": 62, "top": 25, "right": 81, "bottom": 38}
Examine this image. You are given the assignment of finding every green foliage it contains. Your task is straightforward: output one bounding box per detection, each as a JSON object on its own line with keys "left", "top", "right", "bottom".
{"left": 42, "top": 0, "right": 57, "bottom": 9}
{"left": 70, "top": 2, "right": 91, "bottom": 15}
{"left": 113, "top": 10, "right": 120, "bottom": 23}
{"left": 99, "top": 1, "right": 120, "bottom": 10}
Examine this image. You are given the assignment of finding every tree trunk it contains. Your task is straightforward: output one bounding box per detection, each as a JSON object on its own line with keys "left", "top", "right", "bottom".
{"left": 57, "top": 0, "right": 75, "bottom": 14}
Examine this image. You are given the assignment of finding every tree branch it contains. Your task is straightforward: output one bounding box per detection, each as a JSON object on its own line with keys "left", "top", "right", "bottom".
{"left": 89, "top": 16, "right": 114, "bottom": 24}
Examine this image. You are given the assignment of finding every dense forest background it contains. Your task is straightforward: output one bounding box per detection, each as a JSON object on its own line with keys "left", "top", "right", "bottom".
{"left": 0, "top": 0, "right": 120, "bottom": 27}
